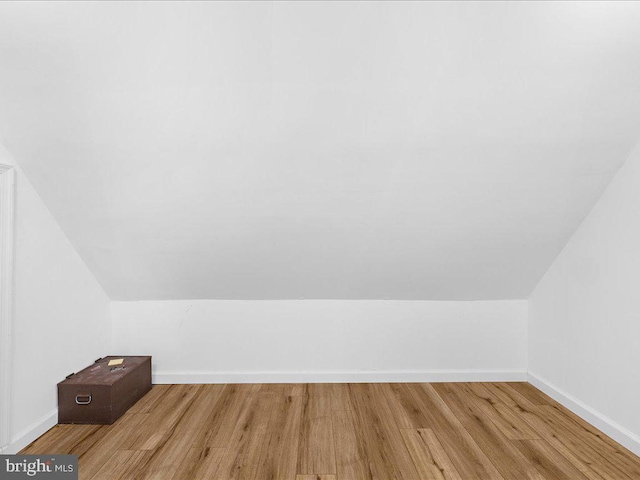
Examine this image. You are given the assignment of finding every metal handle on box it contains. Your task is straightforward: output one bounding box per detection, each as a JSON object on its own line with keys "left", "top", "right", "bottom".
{"left": 75, "top": 394, "right": 92, "bottom": 405}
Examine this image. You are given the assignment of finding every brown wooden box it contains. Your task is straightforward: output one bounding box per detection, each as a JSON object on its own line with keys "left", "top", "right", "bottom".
{"left": 57, "top": 356, "right": 152, "bottom": 424}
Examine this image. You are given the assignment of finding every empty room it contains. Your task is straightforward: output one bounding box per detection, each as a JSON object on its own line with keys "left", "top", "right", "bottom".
{"left": 1, "top": 1, "right": 640, "bottom": 479}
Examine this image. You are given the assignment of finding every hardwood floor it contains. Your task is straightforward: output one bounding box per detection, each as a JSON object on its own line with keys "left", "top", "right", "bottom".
{"left": 21, "top": 383, "right": 640, "bottom": 480}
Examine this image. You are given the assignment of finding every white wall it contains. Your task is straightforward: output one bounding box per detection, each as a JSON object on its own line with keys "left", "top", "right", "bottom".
{"left": 529, "top": 143, "right": 640, "bottom": 454}
{"left": 111, "top": 299, "right": 527, "bottom": 383}
{"left": 0, "top": 143, "right": 110, "bottom": 453}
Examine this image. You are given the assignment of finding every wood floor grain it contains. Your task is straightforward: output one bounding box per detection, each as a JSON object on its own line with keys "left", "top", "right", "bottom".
{"left": 20, "top": 383, "right": 640, "bottom": 480}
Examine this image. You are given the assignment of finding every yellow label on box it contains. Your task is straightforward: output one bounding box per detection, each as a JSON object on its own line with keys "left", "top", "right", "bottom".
{"left": 108, "top": 358, "right": 124, "bottom": 366}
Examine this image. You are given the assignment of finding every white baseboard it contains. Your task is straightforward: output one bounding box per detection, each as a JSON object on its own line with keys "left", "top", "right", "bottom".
{"left": 153, "top": 369, "right": 527, "bottom": 384}
{"left": 528, "top": 372, "right": 640, "bottom": 457}
{"left": 0, "top": 408, "right": 57, "bottom": 454}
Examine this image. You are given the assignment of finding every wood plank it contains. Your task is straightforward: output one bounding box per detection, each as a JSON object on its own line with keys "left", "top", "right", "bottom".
{"left": 123, "top": 384, "right": 203, "bottom": 450}
{"left": 512, "top": 439, "right": 591, "bottom": 480}
{"left": 430, "top": 383, "right": 543, "bottom": 480}
{"left": 347, "top": 383, "right": 405, "bottom": 480}
{"left": 295, "top": 476, "right": 336, "bottom": 480}
{"left": 327, "top": 383, "right": 348, "bottom": 411}
{"left": 167, "top": 385, "right": 254, "bottom": 480}
{"left": 417, "top": 429, "right": 465, "bottom": 480}
{"left": 20, "top": 424, "right": 104, "bottom": 456}
{"left": 481, "top": 382, "right": 537, "bottom": 410}
{"left": 369, "top": 383, "right": 422, "bottom": 479}
{"left": 539, "top": 405, "right": 640, "bottom": 478}
{"left": 543, "top": 403, "right": 640, "bottom": 468}
{"left": 88, "top": 450, "right": 152, "bottom": 480}
{"left": 254, "top": 393, "right": 304, "bottom": 480}
{"left": 347, "top": 384, "right": 421, "bottom": 480}
{"left": 205, "top": 384, "right": 258, "bottom": 448}
{"left": 401, "top": 429, "right": 462, "bottom": 480}
{"left": 260, "top": 383, "right": 305, "bottom": 397}
{"left": 410, "top": 384, "right": 505, "bottom": 480}
{"left": 166, "top": 385, "right": 254, "bottom": 480}
{"left": 514, "top": 403, "right": 635, "bottom": 480}
{"left": 213, "top": 389, "right": 275, "bottom": 480}
{"left": 461, "top": 383, "right": 541, "bottom": 440}
{"left": 380, "top": 382, "right": 421, "bottom": 429}
{"left": 331, "top": 383, "right": 372, "bottom": 480}
{"left": 507, "top": 382, "right": 556, "bottom": 405}
{"left": 305, "top": 384, "right": 334, "bottom": 397}
{"left": 75, "top": 411, "right": 151, "bottom": 480}
{"left": 331, "top": 406, "right": 373, "bottom": 480}
{"left": 297, "top": 393, "right": 336, "bottom": 475}
{"left": 171, "top": 446, "right": 226, "bottom": 480}
{"left": 463, "top": 382, "right": 503, "bottom": 405}
{"left": 137, "top": 385, "right": 225, "bottom": 480}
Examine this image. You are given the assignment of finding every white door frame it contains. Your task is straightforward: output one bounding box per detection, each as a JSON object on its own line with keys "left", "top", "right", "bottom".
{"left": 0, "top": 163, "right": 16, "bottom": 452}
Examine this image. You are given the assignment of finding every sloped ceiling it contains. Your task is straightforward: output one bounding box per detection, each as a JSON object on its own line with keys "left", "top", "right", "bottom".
{"left": 0, "top": 1, "right": 639, "bottom": 300}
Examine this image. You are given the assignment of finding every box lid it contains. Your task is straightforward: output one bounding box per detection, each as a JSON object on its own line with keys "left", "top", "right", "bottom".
{"left": 59, "top": 356, "right": 151, "bottom": 386}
